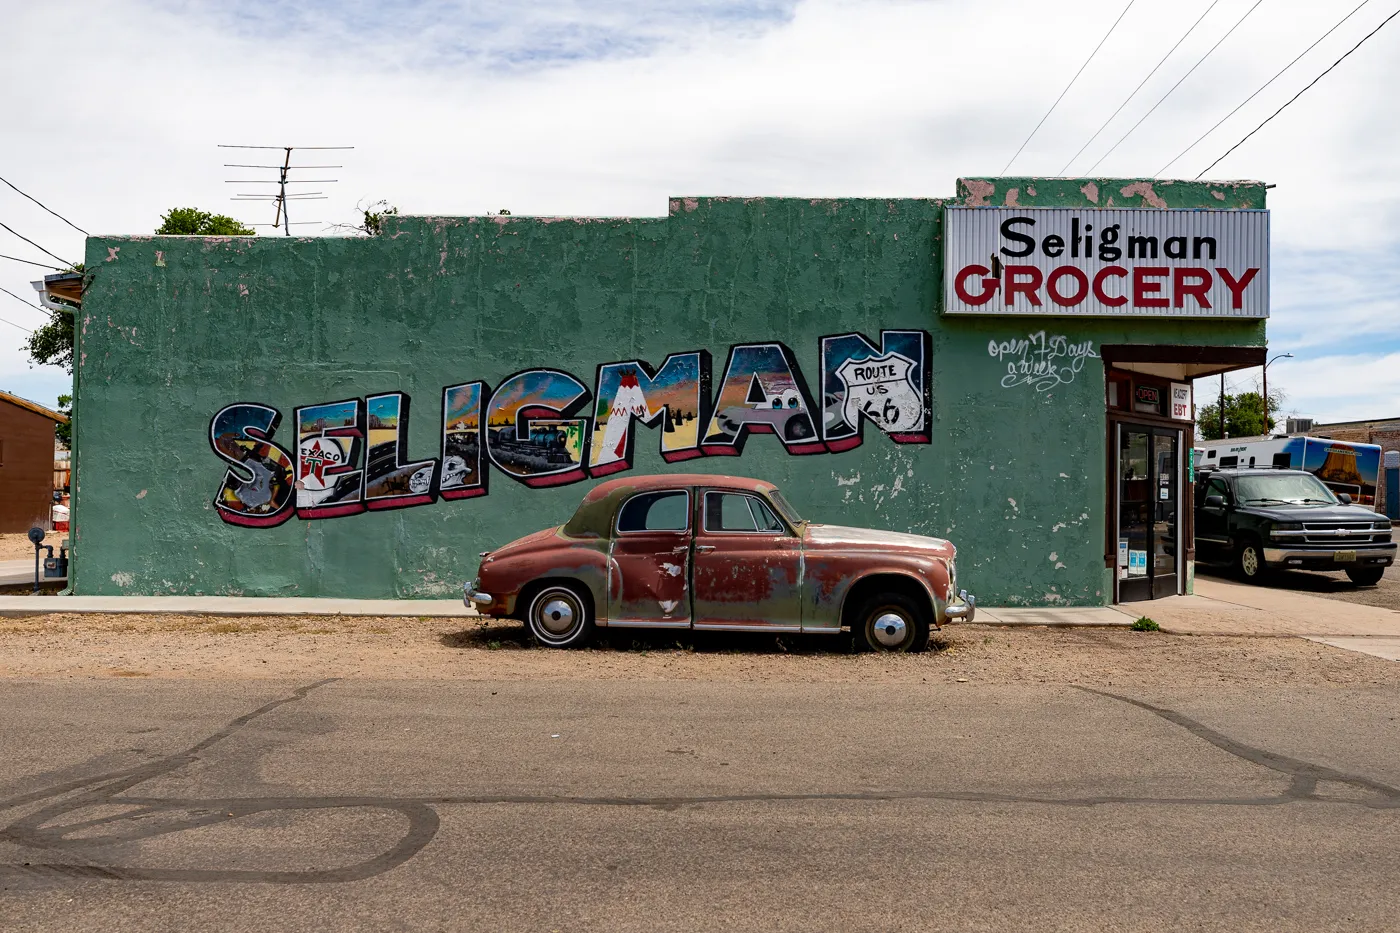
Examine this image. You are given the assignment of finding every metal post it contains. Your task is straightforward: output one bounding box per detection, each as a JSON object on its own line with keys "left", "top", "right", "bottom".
{"left": 32, "top": 542, "right": 40, "bottom": 595}
{"left": 1220, "top": 374, "right": 1226, "bottom": 439}
{"left": 1262, "top": 363, "right": 1268, "bottom": 435}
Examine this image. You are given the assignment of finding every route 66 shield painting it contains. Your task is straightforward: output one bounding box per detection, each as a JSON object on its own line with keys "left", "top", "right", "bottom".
{"left": 836, "top": 351, "right": 923, "bottom": 434}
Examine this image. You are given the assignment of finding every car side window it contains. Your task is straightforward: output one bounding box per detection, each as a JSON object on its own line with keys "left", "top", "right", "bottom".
{"left": 616, "top": 491, "right": 690, "bottom": 533}
{"left": 703, "top": 492, "right": 785, "bottom": 533}
{"left": 1207, "top": 478, "right": 1230, "bottom": 503}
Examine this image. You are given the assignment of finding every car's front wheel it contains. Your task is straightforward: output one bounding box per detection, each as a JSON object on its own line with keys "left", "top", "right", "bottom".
{"left": 1345, "top": 567, "right": 1385, "bottom": 586}
{"left": 853, "top": 592, "right": 930, "bottom": 653}
{"left": 525, "top": 584, "right": 594, "bottom": 648}
{"left": 1235, "top": 537, "right": 1270, "bottom": 584}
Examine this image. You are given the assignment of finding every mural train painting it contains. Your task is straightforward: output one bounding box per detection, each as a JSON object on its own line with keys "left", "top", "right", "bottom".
{"left": 210, "top": 330, "right": 933, "bottom": 527}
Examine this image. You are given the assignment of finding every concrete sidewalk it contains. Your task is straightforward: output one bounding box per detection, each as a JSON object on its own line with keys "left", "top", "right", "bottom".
{"left": 0, "top": 558, "right": 65, "bottom": 588}
{"left": 1124, "top": 577, "right": 1400, "bottom": 638}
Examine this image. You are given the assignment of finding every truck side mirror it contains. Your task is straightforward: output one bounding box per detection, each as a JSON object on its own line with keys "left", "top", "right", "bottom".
{"left": 1338, "top": 493, "right": 1352, "bottom": 505}
{"left": 1204, "top": 495, "right": 1226, "bottom": 509}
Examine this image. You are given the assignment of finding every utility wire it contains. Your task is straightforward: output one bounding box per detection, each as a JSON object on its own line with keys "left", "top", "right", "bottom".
{"left": 0, "top": 252, "right": 63, "bottom": 270}
{"left": 1086, "top": 0, "right": 1267, "bottom": 174}
{"left": 1001, "top": 0, "right": 1138, "bottom": 174}
{"left": 1197, "top": 6, "right": 1400, "bottom": 177}
{"left": 0, "top": 314, "right": 32, "bottom": 334}
{"left": 1059, "top": 0, "right": 1222, "bottom": 175}
{"left": 1159, "top": 0, "right": 1371, "bottom": 175}
{"left": 0, "top": 173, "right": 89, "bottom": 236}
{"left": 0, "top": 219, "right": 74, "bottom": 268}
{"left": 0, "top": 284, "right": 49, "bottom": 316}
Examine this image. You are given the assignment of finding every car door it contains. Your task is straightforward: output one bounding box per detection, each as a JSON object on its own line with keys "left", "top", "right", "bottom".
{"left": 691, "top": 489, "right": 803, "bottom": 631}
{"left": 607, "top": 489, "right": 693, "bottom": 628}
{"left": 1196, "top": 476, "right": 1232, "bottom": 561}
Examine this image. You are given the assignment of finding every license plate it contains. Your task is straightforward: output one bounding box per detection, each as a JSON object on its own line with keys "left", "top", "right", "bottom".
{"left": 1334, "top": 550, "right": 1356, "bottom": 563}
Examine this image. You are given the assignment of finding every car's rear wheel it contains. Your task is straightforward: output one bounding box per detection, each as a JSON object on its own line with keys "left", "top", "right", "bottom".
{"left": 1235, "top": 537, "right": 1269, "bottom": 584}
{"left": 1345, "top": 567, "right": 1385, "bottom": 586}
{"left": 525, "top": 584, "right": 594, "bottom": 648}
{"left": 853, "top": 592, "right": 930, "bottom": 653}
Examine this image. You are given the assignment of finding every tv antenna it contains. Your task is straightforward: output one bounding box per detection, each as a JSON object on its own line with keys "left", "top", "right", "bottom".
{"left": 219, "top": 145, "right": 353, "bottom": 235}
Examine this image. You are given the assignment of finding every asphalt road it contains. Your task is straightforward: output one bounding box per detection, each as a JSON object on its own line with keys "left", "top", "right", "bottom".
{"left": 1, "top": 678, "right": 1398, "bottom": 932}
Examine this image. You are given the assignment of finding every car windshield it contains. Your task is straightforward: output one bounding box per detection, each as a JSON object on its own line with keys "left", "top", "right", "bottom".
{"left": 1234, "top": 473, "right": 1338, "bottom": 505}
{"left": 765, "top": 489, "right": 805, "bottom": 525}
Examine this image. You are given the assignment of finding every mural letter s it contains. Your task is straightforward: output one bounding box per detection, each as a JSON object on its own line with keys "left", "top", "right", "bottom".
{"left": 209, "top": 403, "right": 296, "bottom": 527}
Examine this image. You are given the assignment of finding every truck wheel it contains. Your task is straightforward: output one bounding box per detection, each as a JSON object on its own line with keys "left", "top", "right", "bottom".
{"left": 853, "top": 592, "right": 930, "bottom": 653}
{"left": 525, "top": 584, "right": 594, "bottom": 648}
{"left": 1235, "top": 537, "right": 1270, "bottom": 584}
{"left": 1345, "top": 567, "right": 1385, "bottom": 586}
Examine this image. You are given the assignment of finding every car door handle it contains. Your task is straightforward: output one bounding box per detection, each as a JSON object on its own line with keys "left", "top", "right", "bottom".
{"left": 671, "top": 546, "right": 690, "bottom": 554}
{"left": 695, "top": 545, "right": 716, "bottom": 553}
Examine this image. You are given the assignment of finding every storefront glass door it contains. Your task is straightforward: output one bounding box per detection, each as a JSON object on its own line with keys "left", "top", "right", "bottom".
{"left": 1117, "top": 424, "right": 1182, "bottom": 602}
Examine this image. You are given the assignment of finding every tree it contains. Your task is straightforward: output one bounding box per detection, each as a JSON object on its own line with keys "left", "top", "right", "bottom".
{"left": 1196, "top": 389, "right": 1285, "bottom": 441}
{"left": 55, "top": 394, "right": 72, "bottom": 448}
{"left": 156, "top": 207, "right": 255, "bottom": 236}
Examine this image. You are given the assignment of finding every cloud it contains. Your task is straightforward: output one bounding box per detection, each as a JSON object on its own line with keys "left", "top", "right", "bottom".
{"left": 2, "top": 0, "right": 1398, "bottom": 416}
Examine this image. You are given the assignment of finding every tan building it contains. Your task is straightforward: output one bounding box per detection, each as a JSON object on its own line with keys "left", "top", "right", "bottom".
{"left": 0, "top": 390, "right": 68, "bottom": 533}
{"left": 1312, "top": 416, "right": 1400, "bottom": 516}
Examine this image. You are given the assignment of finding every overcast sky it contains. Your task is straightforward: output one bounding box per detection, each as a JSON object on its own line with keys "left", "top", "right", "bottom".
{"left": 2, "top": 0, "right": 1397, "bottom": 425}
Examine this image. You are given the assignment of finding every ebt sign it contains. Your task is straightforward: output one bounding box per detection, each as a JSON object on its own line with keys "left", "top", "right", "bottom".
{"left": 944, "top": 207, "right": 1268, "bottom": 318}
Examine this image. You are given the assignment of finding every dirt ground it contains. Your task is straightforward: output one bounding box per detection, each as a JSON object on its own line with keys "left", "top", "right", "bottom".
{"left": 0, "top": 533, "right": 47, "bottom": 561}
{"left": 1197, "top": 565, "right": 1400, "bottom": 611}
{"left": 0, "top": 613, "right": 1395, "bottom": 686}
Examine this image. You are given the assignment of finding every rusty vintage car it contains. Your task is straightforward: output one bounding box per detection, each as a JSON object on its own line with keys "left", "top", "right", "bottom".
{"left": 463, "top": 474, "right": 975, "bottom": 651}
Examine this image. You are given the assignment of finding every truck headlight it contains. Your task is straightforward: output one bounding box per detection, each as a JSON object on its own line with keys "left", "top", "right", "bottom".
{"left": 1270, "top": 523, "right": 1302, "bottom": 538}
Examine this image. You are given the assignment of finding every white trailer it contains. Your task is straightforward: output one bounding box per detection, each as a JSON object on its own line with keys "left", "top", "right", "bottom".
{"left": 1197, "top": 436, "right": 1382, "bottom": 508}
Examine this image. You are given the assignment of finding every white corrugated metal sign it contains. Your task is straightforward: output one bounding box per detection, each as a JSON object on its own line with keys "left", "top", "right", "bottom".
{"left": 944, "top": 207, "right": 1269, "bottom": 318}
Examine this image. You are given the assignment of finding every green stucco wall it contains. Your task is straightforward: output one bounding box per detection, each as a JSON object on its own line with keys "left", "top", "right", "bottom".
{"left": 72, "top": 177, "right": 1265, "bottom": 604}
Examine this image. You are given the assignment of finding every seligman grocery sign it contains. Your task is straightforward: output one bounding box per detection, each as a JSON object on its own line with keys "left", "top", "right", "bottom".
{"left": 943, "top": 207, "right": 1268, "bottom": 318}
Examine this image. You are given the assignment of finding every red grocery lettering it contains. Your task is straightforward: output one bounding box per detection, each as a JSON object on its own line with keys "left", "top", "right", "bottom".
{"left": 953, "top": 264, "right": 998, "bottom": 306}
{"left": 1216, "top": 267, "right": 1259, "bottom": 310}
{"left": 1133, "top": 266, "right": 1169, "bottom": 308}
{"left": 1092, "top": 266, "right": 1128, "bottom": 307}
{"left": 1046, "top": 266, "right": 1088, "bottom": 306}
{"left": 1004, "top": 265, "right": 1043, "bottom": 306}
{"left": 1173, "top": 267, "right": 1212, "bottom": 309}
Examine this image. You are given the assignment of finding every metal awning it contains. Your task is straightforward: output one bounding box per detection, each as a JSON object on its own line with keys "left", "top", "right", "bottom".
{"left": 1100, "top": 344, "right": 1266, "bottom": 381}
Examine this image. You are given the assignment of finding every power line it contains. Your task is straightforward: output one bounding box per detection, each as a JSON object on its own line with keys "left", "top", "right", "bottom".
{"left": 0, "top": 314, "right": 32, "bottom": 334}
{"left": 1159, "top": 1, "right": 1371, "bottom": 175}
{"left": 0, "top": 218, "right": 75, "bottom": 268}
{"left": 1086, "top": 0, "right": 1267, "bottom": 174}
{"left": 1000, "top": 0, "right": 1138, "bottom": 174}
{"left": 0, "top": 252, "right": 63, "bottom": 270}
{"left": 0, "top": 173, "right": 89, "bottom": 236}
{"left": 1197, "top": 6, "right": 1400, "bottom": 177}
{"left": 0, "top": 285, "right": 48, "bottom": 326}
{"left": 1059, "top": 0, "right": 1222, "bottom": 175}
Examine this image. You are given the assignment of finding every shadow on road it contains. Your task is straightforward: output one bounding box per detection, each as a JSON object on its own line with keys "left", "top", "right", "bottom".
{"left": 438, "top": 620, "right": 954, "bottom": 656}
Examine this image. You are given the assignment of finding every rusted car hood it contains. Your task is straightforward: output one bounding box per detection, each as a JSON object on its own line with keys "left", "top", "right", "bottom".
{"left": 489, "top": 525, "right": 564, "bottom": 558}
{"left": 802, "top": 523, "right": 954, "bottom": 557}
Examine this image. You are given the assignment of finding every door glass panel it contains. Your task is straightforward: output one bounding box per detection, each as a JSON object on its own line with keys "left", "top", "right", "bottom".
{"left": 1119, "top": 430, "right": 1151, "bottom": 583}
{"left": 1154, "top": 433, "right": 1178, "bottom": 577}
{"left": 617, "top": 491, "right": 689, "bottom": 533}
{"left": 705, "top": 492, "right": 761, "bottom": 532}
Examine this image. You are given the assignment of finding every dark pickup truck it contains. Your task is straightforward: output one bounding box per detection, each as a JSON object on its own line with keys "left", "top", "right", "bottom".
{"left": 1195, "top": 467, "right": 1396, "bottom": 585}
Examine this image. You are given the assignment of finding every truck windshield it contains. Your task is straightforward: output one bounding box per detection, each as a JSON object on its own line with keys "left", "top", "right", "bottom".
{"left": 1235, "top": 473, "right": 1338, "bottom": 505}
{"left": 765, "top": 489, "right": 805, "bottom": 525}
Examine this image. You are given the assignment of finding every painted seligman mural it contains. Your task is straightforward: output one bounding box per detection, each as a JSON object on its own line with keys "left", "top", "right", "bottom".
{"left": 209, "top": 330, "right": 933, "bottom": 527}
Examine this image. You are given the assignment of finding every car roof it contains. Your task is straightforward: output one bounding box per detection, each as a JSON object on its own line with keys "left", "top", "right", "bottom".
{"left": 561, "top": 474, "right": 779, "bottom": 539}
{"left": 1199, "top": 467, "right": 1311, "bottom": 477}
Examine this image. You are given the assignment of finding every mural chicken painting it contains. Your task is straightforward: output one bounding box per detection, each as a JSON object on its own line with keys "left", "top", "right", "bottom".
{"left": 209, "top": 330, "right": 933, "bottom": 527}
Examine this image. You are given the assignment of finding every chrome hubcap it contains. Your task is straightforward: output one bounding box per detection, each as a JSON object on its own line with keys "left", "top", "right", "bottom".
{"left": 1242, "top": 548, "right": 1258, "bottom": 576}
{"left": 871, "top": 611, "right": 908, "bottom": 647}
{"left": 537, "top": 596, "right": 577, "bottom": 636}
